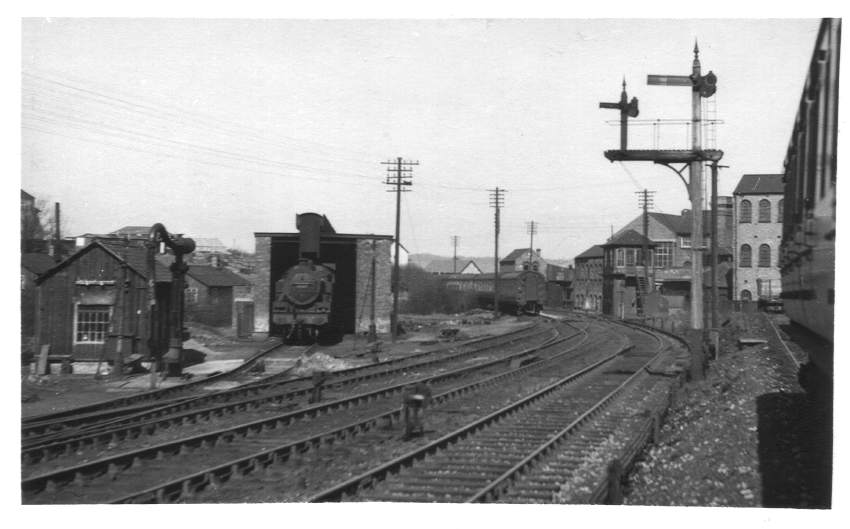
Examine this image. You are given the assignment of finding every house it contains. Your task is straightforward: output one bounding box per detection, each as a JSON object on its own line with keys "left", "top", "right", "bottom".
{"left": 459, "top": 260, "right": 483, "bottom": 274}
{"left": 184, "top": 265, "right": 252, "bottom": 333}
{"left": 573, "top": 245, "right": 604, "bottom": 312}
{"left": 500, "top": 248, "right": 546, "bottom": 274}
{"left": 733, "top": 174, "right": 784, "bottom": 303}
{"left": 34, "top": 240, "right": 174, "bottom": 362}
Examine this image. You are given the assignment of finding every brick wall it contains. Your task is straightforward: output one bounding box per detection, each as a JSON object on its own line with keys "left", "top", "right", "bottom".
{"left": 354, "top": 238, "right": 392, "bottom": 333}
{"left": 254, "top": 236, "right": 271, "bottom": 333}
{"left": 734, "top": 194, "right": 783, "bottom": 300}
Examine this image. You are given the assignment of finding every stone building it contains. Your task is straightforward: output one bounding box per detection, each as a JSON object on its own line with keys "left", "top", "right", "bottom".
{"left": 733, "top": 174, "right": 784, "bottom": 302}
{"left": 254, "top": 215, "right": 393, "bottom": 337}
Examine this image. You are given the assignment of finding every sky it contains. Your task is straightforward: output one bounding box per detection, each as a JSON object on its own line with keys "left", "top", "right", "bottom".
{"left": 6, "top": 3, "right": 849, "bottom": 528}
{"left": 19, "top": 17, "right": 825, "bottom": 261}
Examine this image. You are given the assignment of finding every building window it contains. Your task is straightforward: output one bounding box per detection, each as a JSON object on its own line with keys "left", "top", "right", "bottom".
{"left": 740, "top": 200, "right": 752, "bottom": 223}
{"left": 777, "top": 199, "right": 784, "bottom": 222}
{"left": 75, "top": 305, "right": 112, "bottom": 344}
{"left": 680, "top": 236, "right": 691, "bottom": 249}
{"left": 741, "top": 290, "right": 752, "bottom": 302}
{"left": 186, "top": 287, "right": 199, "bottom": 304}
{"left": 758, "top": 244, "right": 771, "bottom": 267}
{"left": 654, "top": 242, "right": 673, "bottom": 268}
{"left": 625, "top": 248, "right": 636, "bottom": 266}
{"left": 615, "top": 248, "right": 625, "bottom": 267}
{"left": 740, "top": 244, "right": 752, "bottom": 268}
{"left": 759, "top": 199, "right": 771, "bottom": 223}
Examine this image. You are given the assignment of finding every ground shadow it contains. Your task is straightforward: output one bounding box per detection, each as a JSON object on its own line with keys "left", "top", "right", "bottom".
{"left": 756, "top": 391, "right": 832, "bottom": 508}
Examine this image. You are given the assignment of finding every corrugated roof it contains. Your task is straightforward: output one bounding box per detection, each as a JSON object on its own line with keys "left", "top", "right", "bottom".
{"left": 575, "top": 245, "right": 604, "bottom": 260}
{"left": 187, "top": 265, "right": 250, "bottom": 287}
{"left": 21, "top": 252, "right": 57, "bottom": 275}
{"left": 733, "top": 174, "right": 784, "bottom": 195}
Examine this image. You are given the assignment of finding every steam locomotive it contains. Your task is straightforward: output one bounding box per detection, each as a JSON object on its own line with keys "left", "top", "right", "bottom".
{"left": 779, "top": 18, "right": 838, "bottom": 386}
{"left": 272, "top": 213, "right": 335, "bottom": 343}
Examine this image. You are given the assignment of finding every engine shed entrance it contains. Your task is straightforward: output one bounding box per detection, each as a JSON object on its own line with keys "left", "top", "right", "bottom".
{"left": 255, "top": 223, "right": 393, "bottom": 340}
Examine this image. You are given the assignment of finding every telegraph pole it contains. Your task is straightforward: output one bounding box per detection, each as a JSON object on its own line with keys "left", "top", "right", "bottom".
{"left": 636, "top": 190, "right": 655, "bottom": 289}
{"left": 526, "top": 221, "right": 538, "bottom": 270}
{"left": 369, "top": 238, "right": 377, "bottom": 342}
{"left": 451, "top": 235, "right": 460, "bottom": 273}
{"left": 488, "top": 187, "right": 506, "bottom": 317}
{"left": 382, "top": 157, "right": 417, "bottom": 342}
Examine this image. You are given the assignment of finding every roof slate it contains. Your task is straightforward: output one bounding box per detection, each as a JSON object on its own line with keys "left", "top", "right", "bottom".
{"left": 602, "top": 229, "right": 655, "bottom": 247}
{"left": 187, "top": 265, "right": 250, "bottom": 287}
{"left": 733, "top": 174, "right": 784, "bottom": 195}
{"left": 575, "top": 245, "right": 604, "bottom": 260}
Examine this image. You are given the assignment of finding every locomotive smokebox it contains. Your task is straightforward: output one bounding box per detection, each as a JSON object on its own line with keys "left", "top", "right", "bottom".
{"left": 296, "top": 213, "right": 336, "bottom": 260}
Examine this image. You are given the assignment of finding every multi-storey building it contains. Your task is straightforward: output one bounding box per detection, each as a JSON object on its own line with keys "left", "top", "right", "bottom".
{"left": 733, "top": 174, "right": 784, "bottom": 302}
{"left": 572, "top": 245, "right": 604, "bottom": 312}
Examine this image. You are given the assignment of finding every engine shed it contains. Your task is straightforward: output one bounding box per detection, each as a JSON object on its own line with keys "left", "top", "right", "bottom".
{"left": 254, "top": 216, "right": 394, "bottom": 338}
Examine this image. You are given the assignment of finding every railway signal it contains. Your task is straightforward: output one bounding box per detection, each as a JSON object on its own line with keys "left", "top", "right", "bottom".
{"left": 599, "top": 78, "right": 639, "bottom": 150}
{"left": 645, "top": 41, "right": 717, "bottom": 331}
{"left": 489, "top": 187, "right": 506, "bottom": 317}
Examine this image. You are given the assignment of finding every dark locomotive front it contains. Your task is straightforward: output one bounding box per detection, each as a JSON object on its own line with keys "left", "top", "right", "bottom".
{"left": 273, "top": 259, "right": 334, "bottom": 342}
{"left": 272, "top": 212, "right": 337, "bottom": 343}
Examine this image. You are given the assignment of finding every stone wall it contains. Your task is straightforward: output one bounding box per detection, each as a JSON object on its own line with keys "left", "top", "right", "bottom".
{"left": 253, "top": 236, "right": 272, "bottom": 333}
{"left": 354, "top": 238, "right": 393, "bottom": 333}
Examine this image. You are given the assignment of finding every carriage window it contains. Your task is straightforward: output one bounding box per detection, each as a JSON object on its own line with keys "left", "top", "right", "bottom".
{"left": 75, "top": 305, "right": 112, "bottom": 344}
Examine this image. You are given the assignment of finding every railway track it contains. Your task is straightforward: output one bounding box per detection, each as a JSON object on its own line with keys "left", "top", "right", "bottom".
{"left": 22, "top": 318, "right": 593, "bottom": 503}
{"left": 21, "top": 323, "right": 555, "bottom": 466}
{"left": 308, "top": 322, "right": 678, "bottom": 503}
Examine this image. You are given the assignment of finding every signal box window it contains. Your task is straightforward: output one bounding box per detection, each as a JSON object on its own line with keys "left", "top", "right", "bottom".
{"left": 75, "top": 305, "right": 112, "bottom": 344}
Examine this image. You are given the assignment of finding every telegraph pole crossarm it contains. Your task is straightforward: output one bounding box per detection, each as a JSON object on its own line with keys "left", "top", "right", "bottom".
{"left": 382, "top": 157, "right": 418, "bottom": 342}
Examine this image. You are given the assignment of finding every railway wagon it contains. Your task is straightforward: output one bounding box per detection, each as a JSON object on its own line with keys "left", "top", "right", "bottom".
{"left": 779, "top": 18, "right": 838, "bottom": 382}
{"left": 444, "top": 270, "right": 546, "bottom": 314}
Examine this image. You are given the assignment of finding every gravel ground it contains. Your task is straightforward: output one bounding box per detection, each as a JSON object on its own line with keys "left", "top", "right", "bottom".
{"left": 624, "top": 312, "right": 832, "bottom": 508}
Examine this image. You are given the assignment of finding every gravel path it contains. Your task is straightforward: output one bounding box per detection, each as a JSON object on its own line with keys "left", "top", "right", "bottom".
{"left": 624, "top": 313, "right": 831, "bottom": 508}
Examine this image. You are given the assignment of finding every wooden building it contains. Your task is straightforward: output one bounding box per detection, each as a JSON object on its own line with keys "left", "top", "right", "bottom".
{"left": 184, "top": 265, "right": 251, "bottom": 330}
{"left": 35, "top": 241, "right": 173, "bottom": 362}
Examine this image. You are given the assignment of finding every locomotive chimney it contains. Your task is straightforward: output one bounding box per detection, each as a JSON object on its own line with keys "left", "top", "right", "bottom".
{"left": 296, "top": 212, "right": 336, "bottom": 261}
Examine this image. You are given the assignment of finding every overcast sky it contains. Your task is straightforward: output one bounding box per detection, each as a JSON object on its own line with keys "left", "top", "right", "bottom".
{"left": 21, "top": 18, "right": 822, "bottom": 260}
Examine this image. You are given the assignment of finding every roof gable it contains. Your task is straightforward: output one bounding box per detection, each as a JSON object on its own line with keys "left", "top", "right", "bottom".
{"left": 733, "top": 174, "right": 784, "bottom": 195}
{"left": 36, "top": 241, "right": 172, "bottom": 284}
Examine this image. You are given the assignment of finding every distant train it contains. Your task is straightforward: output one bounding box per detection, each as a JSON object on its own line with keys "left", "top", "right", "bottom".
{"left": 443, "top": 270, "right": 547, "bottom": 315}
{"left": 272, "top": 213, "right": 335, "bottom": 343}
{"left": 779, "top": 18, "right": 838, "bottom": 383}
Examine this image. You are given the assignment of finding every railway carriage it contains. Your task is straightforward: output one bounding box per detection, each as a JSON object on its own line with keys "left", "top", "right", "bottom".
{"left": 444, "top": 270, "right": 547, "bottom": 314}
{"left": 779, "top": 18, "right": 838, "bottom": 383}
